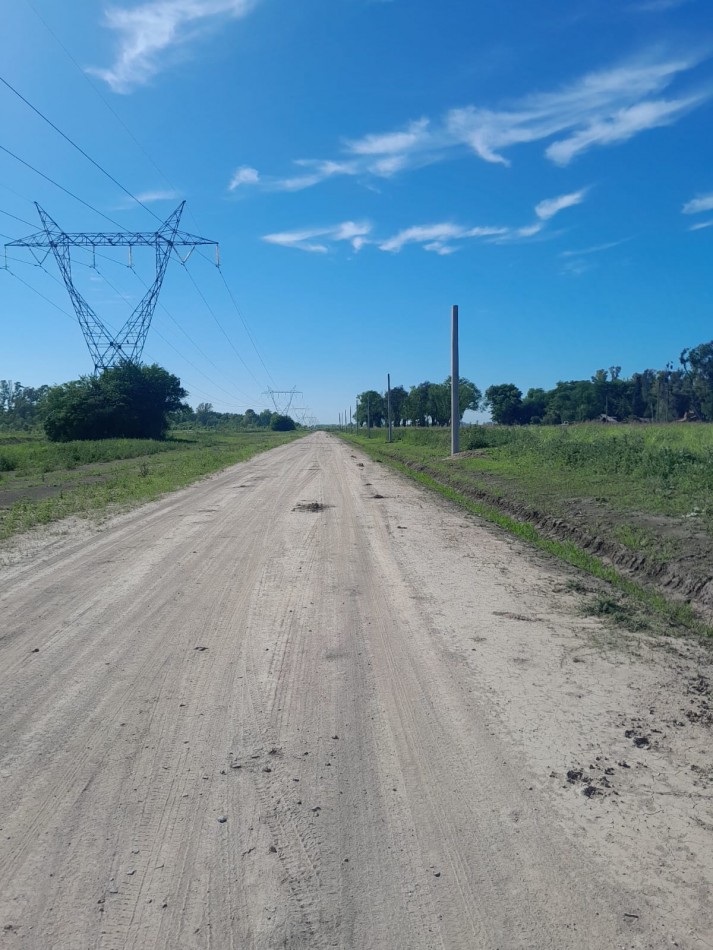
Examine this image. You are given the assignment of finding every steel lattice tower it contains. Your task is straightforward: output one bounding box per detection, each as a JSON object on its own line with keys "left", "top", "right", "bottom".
{"left": 263, "top": 388, "right": 302, "bottom": 415}
{"left": 6, "top": 203, "right": 217, "bottom": 372}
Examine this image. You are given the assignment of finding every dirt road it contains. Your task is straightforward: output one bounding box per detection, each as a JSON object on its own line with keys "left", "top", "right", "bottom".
{"left": 1, "top": 432, "right": 711, "bottom": 949}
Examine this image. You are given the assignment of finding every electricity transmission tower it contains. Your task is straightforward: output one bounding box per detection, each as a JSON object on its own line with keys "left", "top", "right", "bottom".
{"left": 263, "top": 388, "right": 302, "bottom": 415}
{"left": 290, "top": 406, "right": 311, "bottom": 425}
{"left": 6, "top": 202, "right": 217, "bottom": 373}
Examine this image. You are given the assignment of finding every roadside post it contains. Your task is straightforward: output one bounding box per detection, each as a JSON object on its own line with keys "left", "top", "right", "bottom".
{"left": 387, "top": 374, "right": 393, "bottom": 443}
{"left": 451, "top": 304, "right": 459, "bottom": 456}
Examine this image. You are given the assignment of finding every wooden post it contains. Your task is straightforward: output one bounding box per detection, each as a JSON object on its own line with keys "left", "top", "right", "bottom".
{"left": 451, "top": 304, "right": 459, "bottom": 455}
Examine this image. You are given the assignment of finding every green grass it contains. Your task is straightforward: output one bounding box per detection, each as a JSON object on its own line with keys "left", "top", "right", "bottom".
{"left": 340, "top": 425, "right": 712, "bottom": 637}
{"left": 0, "top": 429, "right": 304, "bottom": 541}
{"left": 349, "top": 423, "right": 713, "bottom": 519}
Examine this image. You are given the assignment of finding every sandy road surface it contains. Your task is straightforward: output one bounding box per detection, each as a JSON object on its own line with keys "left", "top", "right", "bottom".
{"left": 1, "top": 432, "right": 712, "bottom": 949}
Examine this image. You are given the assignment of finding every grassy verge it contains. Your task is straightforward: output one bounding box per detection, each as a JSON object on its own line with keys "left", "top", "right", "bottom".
{"left": 340, "top": 427, "right": 712, "bottom": 638}
{"left": 0, "top": 429, "right": 304, "bottom": 541}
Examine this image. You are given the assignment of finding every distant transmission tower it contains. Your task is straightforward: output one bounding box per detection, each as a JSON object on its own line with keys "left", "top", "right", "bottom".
{"left": 6, "top": 202, "right": 217, "bottom": 372}
{"left": 291, "top": 406, "right": 311, "bottom": 425}
{"left": 264, "top": 388, "right": 302, "bottom": 415}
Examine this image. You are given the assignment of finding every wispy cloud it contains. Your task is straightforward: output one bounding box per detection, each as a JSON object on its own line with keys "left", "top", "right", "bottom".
{"left": 135, "top": 188, "right": 180, "bottom": 202}
{"left": 262, "top": 221, "right": 371, "bottom": 253}
{"left": 229, "top": 166, "right": 260, "bottom": 190}
{"left": 346, "top": 119, "right": 431, "bottom": 156}
{"left": 682, "top": 192, "right": 713, "bottom": 214}
{"left": 689, "top": 219, "right": 713, "bottom": 230}
{"left": 561, "top": 238, "right": 632, "bottom": 257}
{"left": 265, "top": 190, "right": 584, "bottom": 257}
{"left": 243, "top": 50, "right": 708, "bottom": 193}
{"left": 559, "top": 236, "right": 633, "bottom": 278}
{"left": 449, "top": 55, "right": 706, "bottom": 167}
{"left": 535, "top": 189, "right": 589, "bottom": 220}
{"left": 379, "top": 223, "right": 508, "bottom": 253}
{"left": 90, "top": 0, "right": 260, "bottom": 93}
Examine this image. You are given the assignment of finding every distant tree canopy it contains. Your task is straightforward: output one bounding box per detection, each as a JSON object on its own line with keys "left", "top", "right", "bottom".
{"left": 0, "top": 380, "right": 50, "bottom": 429}
{"left": 43, "top": 363, "right": 187, "bottom": 441}
{"left": 172, "top": 403, "right": 299, "bottom": 431}
{"left": 353, "top": 339, "right": 713, "bottom": 428}
{"left": 356, "top": 378, "right": 482, "bottom": 427}
{"left": 482, "top": 342, "right": 713, "bottom": 424}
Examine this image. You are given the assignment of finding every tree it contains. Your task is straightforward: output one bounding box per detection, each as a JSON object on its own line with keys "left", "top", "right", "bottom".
{"left": 44, "top": 362, "right": 186, "bottom": 441}
{"left": 681, "top": 341, "right": 713, "bottom": 420}
{"left": 195, "top": 402, "right": 215, "bottom": 426}
{"left": 427, "top": 382, "right": 450, "bottom": 426}
{"left": 357, "top": 391, "right": 385, "bottom": 427}
{"left": 445, "top": 376, "right": 482, "bottom": 420}
{"left": 270, "top": 414, "right": 295, "bottom": 431}
{"left": 520, "top": 388, "right": 547, "bottom": 425}
{"left": 484, "top": 384, "right": 523, "bottom": 425}
{"left": 389, "top": 385, "right": 408, "bottom": 427}
{"left": 404, "top": 382, "right": 431, "bottom": 426}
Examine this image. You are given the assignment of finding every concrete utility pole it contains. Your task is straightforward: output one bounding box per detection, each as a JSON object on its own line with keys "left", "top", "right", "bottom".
{"left": 367, "top": 396, "right": 371, "bottom": 438}
{"left": 451, "top": 304, "right": 459, "bottom": 456}
{"left": 387, "top": 374, "right": 393, "bottom": 443}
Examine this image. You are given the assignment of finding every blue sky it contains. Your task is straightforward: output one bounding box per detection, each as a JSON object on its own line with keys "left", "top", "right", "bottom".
{"left": 1, "top": 0, "right": 712, "bottom": 423}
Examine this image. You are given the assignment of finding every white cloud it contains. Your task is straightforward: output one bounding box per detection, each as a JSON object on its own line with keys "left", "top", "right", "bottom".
{"left": 545, "top": 94, "right": 704, "bottom": 165}
{"left": 262, "top": 221, "right": 371, "bottom": 253}
{"left": 346, "top": 119, "right": 430, "bottom": 156}
{"left": 448, "top": 55, "right": 704, "bottom": 167}
{"left": 134, "top": 188, "right": 180, "bottom": 202}
{"left": 682, "top": 192, "right": 713, "bottom": 214}
{"left": 689, "top": 219, "right": 713, "bottom": 230}
{"left": 272, "top": 160, "right": 357, "bottom": 192}
{"left": 517, "top": 223, "right": 544, "bottom": 238}
{"left": 90, "top": 0, "right": 259, "bottom": 93}
{"left": 229, "top": 166, "right": 260, "bottom": 190}
{"left": 561, "top": 238, "right": 631, "bottom": 256}
{"left": 535, "top": 189, "right": 588, "bottom": 220}
{"left": 379, "top": 222, "right": 510, "bottom": 254}
{"left": 424, "top": 242, "right": 458, "bottom": 256}
{"left": 259, "top": 50, "right": 708, "bottom": 191}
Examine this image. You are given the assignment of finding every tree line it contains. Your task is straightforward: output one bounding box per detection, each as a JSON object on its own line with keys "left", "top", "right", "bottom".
{"left": 0, "top": 366, "right": 296, "bottom": 440}
{"left": 485, "top": 339, "right": 713, "bottom": 425}
{"left": 356, "top": 378, "right": 481, "bottom": 428}
{"left": 356, "top": 339, "right": 713, "bottom": 428}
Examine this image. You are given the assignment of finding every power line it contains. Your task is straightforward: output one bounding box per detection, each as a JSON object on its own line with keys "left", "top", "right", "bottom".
{"left": 0, "top": 144, "right": 128, "bottom": 230}
{"left": 216, "top": 266, "right": 275, "bottom": 386}
{"left": 4, "top": 259, "right": 262, "bottom": 411}
{"left": 3, "top": 31, "right": 276, "bottom": 391}
{"left": 0, "top": 72, "right": 165, "bottom": 225}
{"left": 4, "top": 196, "right": 262, "bottom": 403}
{"left": 0, "top": 207, "right": 35, "bottom": 228}
{"left": 14, "top": 11, "right": 277, "bottom": 387}
{"left": 180, "top": 264, "right": 265, "bottom": 390}
{"left": 96, "top": 264, "right": 260, "bottom": 405}
{"left": 24, "top": 0, "right": 180, "bottom": 213}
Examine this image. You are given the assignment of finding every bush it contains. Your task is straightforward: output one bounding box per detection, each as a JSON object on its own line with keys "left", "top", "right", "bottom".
{"left": 270, "top": 414, "right": 296, "bottom": 431}
{"left": 43, "top": 363, "right": 187, "bottom": 442}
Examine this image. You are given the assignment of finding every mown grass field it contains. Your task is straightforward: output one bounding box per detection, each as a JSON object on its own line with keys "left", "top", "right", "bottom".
{"left": 0, "top": 429, "right": 304, "bottom": 541}
{"left": 341, "top": 423, "right": 713, "bottom": 635}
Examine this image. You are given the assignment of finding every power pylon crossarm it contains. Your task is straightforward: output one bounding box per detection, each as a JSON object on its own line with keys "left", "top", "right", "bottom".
{"left": 6, "top": 202, "right": 217, "bottom": 372}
